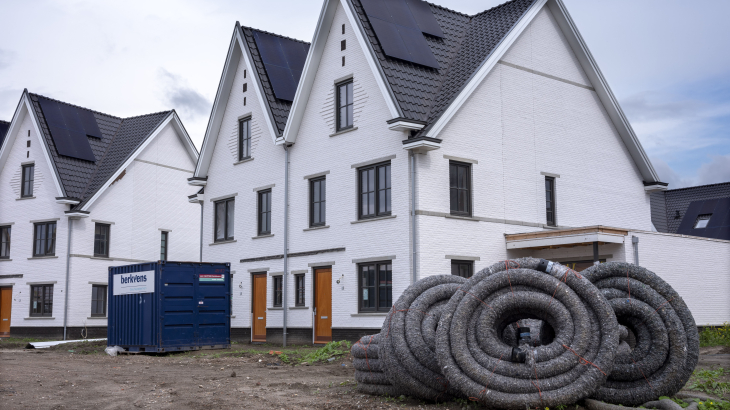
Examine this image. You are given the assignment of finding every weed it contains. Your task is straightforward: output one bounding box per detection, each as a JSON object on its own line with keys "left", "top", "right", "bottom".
{"left": 298, "top": 340, "right": 351, "bottom": 365}
{"left": 556, "top": 405, "right": 568, "bottom": 410}
{"left": 700, "top": 323, "right": 730, "bottom": 347}
{"left": 688, "top": 368, "right": 730, "bottom": 397}
{"left": 279, "top": 353, "right": 290, "bottom": 364}
{"left": 696, "top": 400, "right": 730, "bottom": 410}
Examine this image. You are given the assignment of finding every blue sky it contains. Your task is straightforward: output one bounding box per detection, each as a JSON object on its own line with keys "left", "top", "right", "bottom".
{"left": 0, "top": 0, "right": 728, "bottom": 188}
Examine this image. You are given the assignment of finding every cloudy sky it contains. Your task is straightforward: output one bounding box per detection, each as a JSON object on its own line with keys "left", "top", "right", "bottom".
{"left": 1, "top": 0, "right": 729, "bottom": 188}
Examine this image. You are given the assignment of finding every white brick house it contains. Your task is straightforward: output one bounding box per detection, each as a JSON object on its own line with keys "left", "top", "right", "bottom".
{"left": 0, "top": 90, "right": 200, "bottom": 339}
{"left": 191, "top": 0, "right": 730, "bottom": 344}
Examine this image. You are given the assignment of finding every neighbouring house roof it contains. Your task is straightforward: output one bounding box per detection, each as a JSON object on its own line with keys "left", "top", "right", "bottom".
{"left": 0, "top": 120, "right": 9, "bottom": 148}
{"left": 650, "top": 182, "right": 730, "bottom": 235}
{"left": 25, "top": 92, "right": 175, "bottom": 210}
{"left": 240, "top": 26, "right": 310, "bottom": 136}
{"left": 351, "top": 0, "right": 534, "bottom": 126}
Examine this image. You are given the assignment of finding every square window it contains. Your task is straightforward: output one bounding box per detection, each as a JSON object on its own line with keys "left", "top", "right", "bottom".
{"left": 91, "top": 285, "right": 107, "bottom": 317}
{"left": 30, "top": 284, "right": 53, "bottom": 317}
{"left": 93, "top": 223, "right": 110, "bottom": 258}
{"left": 21, "top": 164, "right": 34, "bottom": 197}
{"left": 358, "top": 261, "right": 392, "bottom": 312}
{"left": 694, "top": 214, "right": 712, "bottom": 229}
{"left": 451, "top": 260, "right": 474, "bottom": 278}
{"left": 214, "top": 198, "right": 235, "bottom": 242}
{"left": 358, "top": 162, "right": 391, "bottom": 219}
{"left": 273, "top": 276, "right": 283, "bottom": 307}
{"left": 336, "top": 81, "right": 353, "bottom": 131}
{"left": 33, "top": 222, "right": 56, "bottom": 257}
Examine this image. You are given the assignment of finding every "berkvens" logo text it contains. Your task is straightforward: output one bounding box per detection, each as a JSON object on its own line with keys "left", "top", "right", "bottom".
{"left": 120, "top": 274, "right": 148, "bottom": 284}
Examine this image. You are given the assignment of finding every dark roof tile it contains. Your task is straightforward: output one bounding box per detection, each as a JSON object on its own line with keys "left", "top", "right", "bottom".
{"left": 0, "top": 120, "right": 9, "bottom": 149}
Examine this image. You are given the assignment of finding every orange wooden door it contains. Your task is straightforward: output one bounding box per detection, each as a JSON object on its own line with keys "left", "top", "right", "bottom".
{"left": 252, "top": 274, "right": 267, "bottom": 342}
{"left": 314, "top": 268, "right": 332, "bottom": 344}
{"left": 0, "top": 287, "right": 11, "bottom": 336}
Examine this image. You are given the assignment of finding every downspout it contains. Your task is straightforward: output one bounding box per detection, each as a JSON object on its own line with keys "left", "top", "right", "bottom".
{"left": 410, "top": 151, "right": 417, "bottom": 284}
{"left": 63, "top": 217, "right": 73, "bottom": 340}
{"left": 283, "top": 144, "right": 290, "bottom": 347}
{"left": 632, "top": 236, "right": 639, "bottom": 266}
{"left": 199, "top": 201, "right": 204, "bottom": 262}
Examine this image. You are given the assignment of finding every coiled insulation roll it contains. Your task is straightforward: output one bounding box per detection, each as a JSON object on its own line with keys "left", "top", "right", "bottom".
{"left": 436, "top": 258, "right": 619, "bottom": 410}
{"left": 583, "top": 262, "right": 699, "bottom": 406}
{"left": 351, "top": 334, "right": 401, "bottom": 396}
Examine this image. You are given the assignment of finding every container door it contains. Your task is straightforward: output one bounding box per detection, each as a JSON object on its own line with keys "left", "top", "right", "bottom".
{"left": 252, "top": 274, "right": 266, "bottom": 342}
{"left": 0, "top": 287, "right": 11, "bottom": 337}
{"left": 160, "top": 265, "right": 197, "bottom": 347}
{"left": 196, "top": 267, "right": 229, "bottom": 345}
{"left": 314, "top": 268, "right": 332, "bottom": 344}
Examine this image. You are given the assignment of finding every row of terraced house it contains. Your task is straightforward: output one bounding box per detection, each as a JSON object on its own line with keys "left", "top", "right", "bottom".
{"left": 1, "top": 0, "right": 729, "bottom": 342}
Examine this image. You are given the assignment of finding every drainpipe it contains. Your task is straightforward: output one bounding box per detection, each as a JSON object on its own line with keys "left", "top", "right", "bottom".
{"left": 283, "top": 144, "right": 290, "bottom": 347}
{"left": 63, "top": 217, "right": 73, "bottom": 340}
{"left": 592, "top": 241, "right": 599, "bottom": 266}
{"left": 632, "top": 236, "right": 639, "bottom": 266}
{"left": 410, "top": 151, "right": 417, "bottom": 284}
{"left": 199, "top": 201, "right": 204, "bottom": 262}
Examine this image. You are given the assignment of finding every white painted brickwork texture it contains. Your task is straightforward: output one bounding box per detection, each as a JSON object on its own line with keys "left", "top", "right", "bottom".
{"left": 0, "top": 114, "right": 200, "bottom": 329}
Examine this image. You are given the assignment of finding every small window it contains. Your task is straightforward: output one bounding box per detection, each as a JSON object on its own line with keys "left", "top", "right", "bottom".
{"left": 258, "top": 189, "right": 272, "bottom": 235}
{"left": 342, "top": 56, "right": 345, "bottom": 67}
{"left": 91, "top": 285, "right": 107, "bottom": 317}
{"left": 358, "top": 261, "right": 392, "bottom": 312}
{"left": 21, "top": 164, "right": 34, "bottom": 197}
{"left": 545, "top": 176, "right": 556, "bottom": 226}
{"left": 0, "top": 226, "right": 10, "bottom": 259}
{"left": 238, "top": 118, "right": 251, "bottom": 161}
{"left": 33, "top": 221, "right": 56, "bottom": 257}
{"left": 336, "top": 81, "right": 353, "bottom": 131}
{"left": 273, "top": 276, "right": 283, "bottom": 307}
{"left": 214, "top": 198, "right": 235, "bottom": 242}
{"left": 358, "top": 162, "right": 391, "bottom": 219}
{"left": 342, "top": 23, "right": 345, "bottom": 34}
{"left": 93, "top": 223, "right": 110, "bottom": 258}
{"left": 244, "top": 69, "right": 247, "bottom": 78}
{"left": 451, "top": 260, "right": 474, "bottom": 278}
{"left": 310, "top": 177, "right": 326, "bottom": 227}
{"left": 694, "top": 214, "right": 712, "bottom": 229}
{"left": 160, "top": 231, "right": 169, "bottom": 261}
{"left": 243, "top": 83, "right": 248, "bottom": 93}
{"left": 30, "top": 284, "right": 53, "bottom": 317}
{"left": 449, "top": 161, "right": 471, "bottom": 216}
{"left": 295, "top": 274, "right": 305, "bottom": 307}
{"left": 341, "top": 39, "right": 346, "bottom": 51}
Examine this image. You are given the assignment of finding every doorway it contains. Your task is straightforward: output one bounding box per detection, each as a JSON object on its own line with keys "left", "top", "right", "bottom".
{"left": 251, "top": 274, "right": 267, "bottom": 342}
{"left": 313, "top": 268, "right": 332, "bottom": 344}
{"left": 0, "top": 287, "right": 12, "bottom": 337}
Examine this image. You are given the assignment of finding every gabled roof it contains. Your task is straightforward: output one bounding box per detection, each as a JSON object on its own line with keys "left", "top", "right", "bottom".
{"left": 0, "top": 120, "right": 9, "bottom": 149}
{"left": 651, "top": 182, "right": 730, "bottom": 234}
{"left": 0, "top": 90, "right": 197, "bottom": 211}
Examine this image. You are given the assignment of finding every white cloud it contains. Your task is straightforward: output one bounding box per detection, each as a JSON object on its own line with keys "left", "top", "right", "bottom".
{"left": 697, "top": 155, "right": 730, "bottom": 185}
{"left": 158, "top": 69, "right": 210, "bottom": 119}
{"left": 651, "top": 157, "right": 694, "bottom": 189}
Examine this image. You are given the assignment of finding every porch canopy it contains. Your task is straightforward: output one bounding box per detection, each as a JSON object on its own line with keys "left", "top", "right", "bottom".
{"left": 505, "top": 226, "right": 629, "bottom": 254}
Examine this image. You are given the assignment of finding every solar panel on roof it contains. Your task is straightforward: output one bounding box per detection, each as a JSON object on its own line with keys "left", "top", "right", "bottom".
{"left": 359, "top": 0, "right": 441, "bottom": 69}
{"left": 37, "top": 96, "right": 97, "bottom": 162}
{"left": 676, "top": 197, "right": 730, "bottom": 240}
{"left": 252, "top": 30, "right": 310, "bottom": 101}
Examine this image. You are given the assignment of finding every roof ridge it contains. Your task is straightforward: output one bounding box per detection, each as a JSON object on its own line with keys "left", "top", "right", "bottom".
{"left": 241, "top": 25, "right": 311, "bottom": 45}
{"left": 123, "top": 110, "right": 173, "bottom": 120}
{"left": 667, "top": 181, "right": 730, "bottom": 193}
{"left": 470, "top": 0, "right": 526, "bottom": 17}
{"left": 29, "top": 92, "right": 122, "bottom": 120}
{"left": 423, "top": 0, "right": 471, "bottom": 18}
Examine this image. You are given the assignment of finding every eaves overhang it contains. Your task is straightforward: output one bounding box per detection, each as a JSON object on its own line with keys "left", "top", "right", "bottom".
{"left": 387, "top": 117, "right": 427, "bottom": 132}
{"left": 187, "top": 176, "right": 208, "bottom": 186}
{"left": 505, "top": 225, "right": 629, "bottom": 250}
{"left": 55, "top": 197, "right": 81, "bottom": 205}
{"left": 402, "top": 136, "right": 442, "bottom": 154}
{"left": 65, "top": 210, "right": 90, "bottom": 219}
{"left": 643, "top": 181, "right": 668, "bottom": 192}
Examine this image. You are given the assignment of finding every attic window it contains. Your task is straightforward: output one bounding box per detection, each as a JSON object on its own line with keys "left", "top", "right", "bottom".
{"left": 694, "top": 214, "right": 712, "bottom": 229}
{"left": 341, "top": 40, "right": 346, "bottom": 51}
{"left": 244, "top": 69, "right": 247, "bottom": 78}
{"left": 342, "top": 24, "right": 345, "bottom": 34}
{"left": 243, "top": 83, "right": 247, "bottom": 93}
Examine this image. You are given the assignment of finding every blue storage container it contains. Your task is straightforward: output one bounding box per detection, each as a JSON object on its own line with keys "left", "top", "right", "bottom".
{"left": 107, "top": 261, "right": 231, "bottom": 353}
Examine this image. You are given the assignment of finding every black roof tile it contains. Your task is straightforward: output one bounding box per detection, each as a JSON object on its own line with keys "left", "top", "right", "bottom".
{"left": 27, "top": 92, "right": 172, "bottom": 210}
{"left": 0, "top": 120, "right": 9, "bottom": 149}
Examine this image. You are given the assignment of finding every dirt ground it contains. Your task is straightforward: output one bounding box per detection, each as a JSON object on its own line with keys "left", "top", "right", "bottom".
{"left": 0, "top": 341, "right": 728, "bottom": 410}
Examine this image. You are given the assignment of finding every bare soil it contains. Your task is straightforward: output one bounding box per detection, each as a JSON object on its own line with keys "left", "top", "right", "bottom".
{"left": 0, "top": 342, "right": 728, "bottom": 409}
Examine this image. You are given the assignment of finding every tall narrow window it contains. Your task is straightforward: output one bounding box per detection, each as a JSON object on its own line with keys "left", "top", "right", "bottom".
{"left": 310, "top": 177, "right": 326, "bottom": 227}
{"left": 30, "top": 284, "right": 53, "bottom": 317}
{"left": 451, "top": 260, "right": 474, "bottom": 278}
{"left": 295, "top": 274, "right": 305, "bottom": 307}
{"left": 33, "top": 222, "right": 56, "bottom": 257}
{"left": 358, "top": 261, "right": 392, "bottom": 312}
{"left": 21, "top": 164, "right": 34, "bottom": 197}
{"left": 93, "top": 223, "right": 110, "bottom": 258}
{"left": 91, "top": 285, "right": 107, "bottom": 317}
{"left": 545, "top": 176, "right": 556, "bottom": 226}
{"left": 273, "top": 276, "right": 283, "bottom": 307}
{"left": 449, "top": 161, "right": 471, "bottom": 216}
{"left": 0, "top": 226, "right": 10, "bottom": 259}
{"left": 336, "top": 81, "right": 353, "bottom": 131}
{"left": 160, "top": 231, "right": 169, "bottom": 261}
{"left": 214, "top": 198, "right": 235, "bottom": 242}
{"left": 358, "top": 162, "right": 391, "bottom": 219}
{"left": 258, "top": 189, "right": 272, "bottom": 235}
{"left": 238, "top": 118, "right": 251, "bottom": 160}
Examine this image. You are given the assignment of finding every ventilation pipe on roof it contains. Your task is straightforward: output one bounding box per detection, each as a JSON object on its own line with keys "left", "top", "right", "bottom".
{"left": 282, "top": 143, "right": 291, "bottom": 347}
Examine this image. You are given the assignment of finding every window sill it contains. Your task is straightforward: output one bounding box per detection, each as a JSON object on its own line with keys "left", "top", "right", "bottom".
{"left": 303, "top": 225, "right": 329, "bottom": 232}
{"left": 444, "top": 214, "right": 479, "bottom": 222}
{"left": 90, "top": 256, "right": 112, "bottom": 260}
{"left": 268, "top": 306, "right": 309, "bottom": 310}
{"left": 25, "top": 317, "right": 55, "bottom": 320}
{"left": 0, "top": 259, "right": 12, "bottom": 262}
{"left": 28, "top": 256, "right": 59, "bottom": 260}
{"left": 16, "top": 196, "right": 36, "bottom": 201}
{"left": 329, "top": 126, "right": 358, "bottom": 138}
{"left": 233, "top": 157, "right": 254, "bottom": 166}
{"left": 351, "top": 215, "right": 396, "bottom": 224}
{"left": 543, "top": 225, "right": 559, "bottom": 230}
{"left": 268, "top": 307, "right": 284, "bottom": 310}
{"left": 87, "top": 316, "right": 107, "bottom": 320}
{"left": 252, "top": 234, "right": 274, "bottom": 240}
{"left": 350, "top": 313, "right": 388, "bottom": 317}
{"left": 209, "top": 240, "right": 237, "bottom": 246}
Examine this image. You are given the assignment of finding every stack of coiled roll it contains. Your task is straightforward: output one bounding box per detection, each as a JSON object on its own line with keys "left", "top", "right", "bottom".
{"left": 351, "top": 258, "right": 699, "bottom": 409}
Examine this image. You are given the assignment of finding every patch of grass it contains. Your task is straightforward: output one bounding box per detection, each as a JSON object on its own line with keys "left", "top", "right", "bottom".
{"left": 688, "top": 368, "right": 730, "bottom": 397}
{"left": 696, "top": 400, "right": 730, "bottom": 410}
{"left": 700, "top": 323, "right": 730, "bottom": 347}
{"left": 298, "top": 340, "right": 351, "bottom": 365}
{"left": 0, "top": 337, "right": 55, "bottom": 343}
